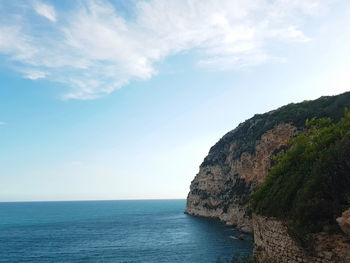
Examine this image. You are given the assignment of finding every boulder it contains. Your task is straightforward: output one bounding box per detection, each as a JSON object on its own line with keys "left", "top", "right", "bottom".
{"left": 337, "top": 209, "right": 350, "bottom": 236}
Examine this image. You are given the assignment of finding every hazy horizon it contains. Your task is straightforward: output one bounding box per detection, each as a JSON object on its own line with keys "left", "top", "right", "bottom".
{"left": 0, "top": 198, "right": 187, "bottom": 203}
{"left": 1, "top": 0, "right": 350, "bottom": 201}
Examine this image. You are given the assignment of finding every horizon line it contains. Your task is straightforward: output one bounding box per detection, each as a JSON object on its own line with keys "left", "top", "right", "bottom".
{"left": 0, "top": 198, "right": 187, "bottom": 203}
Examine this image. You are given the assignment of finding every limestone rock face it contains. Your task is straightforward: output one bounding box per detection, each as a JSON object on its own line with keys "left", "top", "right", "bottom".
{"left": 337, "top": 209, "right": 350, "bottom": 236}
{"left": 185, "top": 123, "right": 297, "bottom": 232}
{"left": 185, "top": 92, "right": 350, "bottom": 232}
{"left": 253, "top": 214, "right": 350, "bottom": 263}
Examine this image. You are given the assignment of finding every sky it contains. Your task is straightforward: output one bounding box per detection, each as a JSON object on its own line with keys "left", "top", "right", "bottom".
{"left": 1, "top": 0, "right": 350, "bottom": 202}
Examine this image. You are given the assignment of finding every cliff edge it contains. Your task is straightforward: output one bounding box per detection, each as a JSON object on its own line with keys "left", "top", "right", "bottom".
{"left": 185, "top": 92, "right": 350, "bottom": 232}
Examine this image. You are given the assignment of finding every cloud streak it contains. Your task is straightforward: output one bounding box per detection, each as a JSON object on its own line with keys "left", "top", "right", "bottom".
{"left": 0, "top": 0, "right": 331, "bottom": 99}
{"left": 33, "top": 1, "right": 57, "bottom": 22}
{"left": 23, "top": 70, "right": 48, "bottom": 80}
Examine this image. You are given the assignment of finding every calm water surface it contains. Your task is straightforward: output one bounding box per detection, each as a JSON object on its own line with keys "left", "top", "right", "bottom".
{"left": 0, "top": 200, "right": 252, "bottom": 262}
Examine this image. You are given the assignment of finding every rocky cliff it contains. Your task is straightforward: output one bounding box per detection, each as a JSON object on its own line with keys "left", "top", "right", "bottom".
{"left": 185, "top": 92, "right": 350, "bottom": 232}
{"left": 253, "top": 214, "right": 350, "bottom": 263}
{"left": 185, "top": 123, "right": 297, "bottom": 232}
{"left": 337, "top": 209, "right": 350, "bottom": 236}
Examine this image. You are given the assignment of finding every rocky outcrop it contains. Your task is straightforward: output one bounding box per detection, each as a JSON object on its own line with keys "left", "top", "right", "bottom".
{"left": 337, "top": 209, "right": 350, "bottom": 236}
{"left": 185, "top": 123, "right": 297, "bottom": 232}
{"left": 185, "top": 92, "right": 350, "bottom": 232}
{"left": 185, "top": 92, "right": 350, "bottom": 263}
{"left": 253, "top": 214, "right": 350, "bottom": 263}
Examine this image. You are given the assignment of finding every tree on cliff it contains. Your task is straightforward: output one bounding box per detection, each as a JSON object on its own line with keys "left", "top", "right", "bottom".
{"left": 252, "top": 109, "right": 350, "bottom": 238}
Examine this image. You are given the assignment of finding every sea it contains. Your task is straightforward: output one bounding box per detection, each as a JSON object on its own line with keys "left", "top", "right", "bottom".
{"left": 0, "top": 199, "right": 253, "bottom": 263}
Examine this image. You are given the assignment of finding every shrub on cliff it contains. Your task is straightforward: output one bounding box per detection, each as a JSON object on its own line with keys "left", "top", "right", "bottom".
{"left": 252, "top": 109, "right": 350, "bottom": 236}
{"left": 202, "top": 92, "right": 350, "bottom": 167}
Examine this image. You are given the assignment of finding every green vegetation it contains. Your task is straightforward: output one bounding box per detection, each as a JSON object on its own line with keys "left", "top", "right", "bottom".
{"left": 252, "top": 109, "right": 350, "bottom": 243}
{"left": 244, "top": 92, "right": 350, "bottom": 155}
{"left": 203, "top": 92, "right": 350, "bottom": 166}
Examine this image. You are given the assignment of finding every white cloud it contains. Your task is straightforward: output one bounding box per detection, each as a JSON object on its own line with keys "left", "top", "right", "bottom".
{"left": 0, "top": 26, "right": 38, "bottom": 60}
{"left": 0, "top": 122, "right": 6, "bottom": 126}
{"left": 23, "top": 70, "right": 47, "bottom": 80}
{"left": 0, "top": 0, "right": 333, "bottom": 99}
{"left": 33, "top": 1, "right": 57, "bottom": 22}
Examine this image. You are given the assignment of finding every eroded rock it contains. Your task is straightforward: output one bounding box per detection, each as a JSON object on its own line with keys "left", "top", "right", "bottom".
{"left": 337, "top": 209, "right": 350, "bottom": 236}
{"left": 185, "top": 123, "right": 297, "bottom": 232}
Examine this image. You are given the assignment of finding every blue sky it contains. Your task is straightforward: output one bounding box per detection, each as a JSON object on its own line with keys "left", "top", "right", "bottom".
{"left": 1, "top": 0, "right": 350, "bottom": 201}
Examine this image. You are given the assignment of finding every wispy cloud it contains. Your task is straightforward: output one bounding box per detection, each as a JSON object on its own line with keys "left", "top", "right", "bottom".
{"left": 23, "top": 70, "right": 48, "bottom": 80}
{"left": 33, "top": 1, "right": 57, "bottom": 22}
{"left": 0, "top": 0, "right": 332, "bottom": 99}
{"left": 0, "top": 122, "right": 6, "bottom": 126}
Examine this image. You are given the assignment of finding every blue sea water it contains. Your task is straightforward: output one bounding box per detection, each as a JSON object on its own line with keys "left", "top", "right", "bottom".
{"left": 0, "top": 200, "right": 252, "bottom": 262}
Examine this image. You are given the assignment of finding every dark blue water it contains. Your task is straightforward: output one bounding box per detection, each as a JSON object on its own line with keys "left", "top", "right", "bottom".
{"left": 0, "top": 200, "right": 252, "bottom": 262}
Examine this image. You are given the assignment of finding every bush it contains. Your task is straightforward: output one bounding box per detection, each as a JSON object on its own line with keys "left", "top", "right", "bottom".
{"left": 252, "top": 109, "right": 350, "bottom": 243}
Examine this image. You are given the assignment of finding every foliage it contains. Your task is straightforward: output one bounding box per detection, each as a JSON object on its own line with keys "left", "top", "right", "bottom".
{"left": 203, "top": 92, "right": 350, "bottom": 167}
{"left": 252, "top": 109, "right": 350, "bottom": 242}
